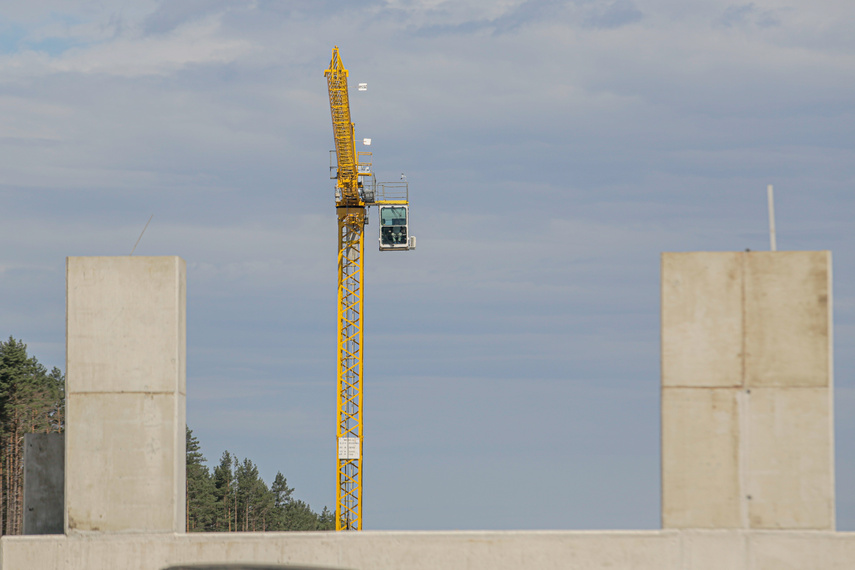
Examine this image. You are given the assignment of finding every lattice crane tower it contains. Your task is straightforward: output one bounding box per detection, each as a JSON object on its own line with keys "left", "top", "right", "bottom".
{"left": 325, "top": 46, "right": 415, "bottom": 531}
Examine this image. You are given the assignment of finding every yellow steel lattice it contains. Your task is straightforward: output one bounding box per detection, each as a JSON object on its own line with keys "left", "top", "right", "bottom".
{"left": 325, "top": 47, "right": 361, "bottom": 207}
{"left": 336, "top": 209, "right": 364, "bottom": 530}
{"left": 326, "top": 46, "right": 410, "bottom": 533}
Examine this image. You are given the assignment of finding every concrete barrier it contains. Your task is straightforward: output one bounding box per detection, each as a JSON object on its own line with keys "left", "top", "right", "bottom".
{"left": 4, "top": 529, "right": 855, "bottom": 570}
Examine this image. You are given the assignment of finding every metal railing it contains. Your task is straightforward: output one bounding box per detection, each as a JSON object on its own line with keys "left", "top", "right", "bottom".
{"left": 371, "top": 180, "right": 408, "bottom": 204}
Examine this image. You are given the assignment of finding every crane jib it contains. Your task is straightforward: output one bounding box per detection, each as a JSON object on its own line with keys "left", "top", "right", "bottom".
{"left": 325, "top": 47, "right": 360, "bottom": 207}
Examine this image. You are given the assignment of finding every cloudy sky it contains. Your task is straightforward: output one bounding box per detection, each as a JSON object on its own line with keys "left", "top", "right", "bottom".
{"left": 1, "top": 0, "right": 853, "bottom": 531}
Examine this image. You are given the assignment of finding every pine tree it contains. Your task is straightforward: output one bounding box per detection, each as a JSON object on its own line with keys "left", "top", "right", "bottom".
{"left": 235, "top": 458, "right": 275, "bottom": 531}
{"left": 271, "top": 472, "right": 294, "bottom": 507}
{"left": 212, "top": 451, "right": 235, "bottom": 531}
{"left": 281, "top": 498, "right": 321, "bottom": 531}
{"left": 267, "top": 471, "right": 294, "bottom": 530}
{"left": 186, "top": 427, "right": 217, "bottom": 531}
{"left": 188, "top": 433, "right": 335, "bottom": 532}
{"left": 317, "top": 506, "right": 336, "bottom": 530}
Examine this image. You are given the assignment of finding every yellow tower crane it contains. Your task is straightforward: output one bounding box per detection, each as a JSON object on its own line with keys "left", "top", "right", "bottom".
{"left": 325, "top": 46, "right": 414, "bottom": 531}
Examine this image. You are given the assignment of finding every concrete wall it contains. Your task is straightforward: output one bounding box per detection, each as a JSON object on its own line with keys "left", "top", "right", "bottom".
{"left": 661, "top": 251, "right": 833, "bottom": 530}
{"left": 4, "top": 530, "right": 855, "bottom": 570}
{"left": 2, "top": 251, "right": 841, "bottom": 569}
{"left": 23, "top": 433, "right": 64, "bottom": 535}
{"left": 65, "top": 256, "right": 186, "bottom": 534}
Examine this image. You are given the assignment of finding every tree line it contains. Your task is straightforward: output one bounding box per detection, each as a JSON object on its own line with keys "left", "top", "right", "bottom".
{"left": 186, "top": 427, "right": 334, "bottom": 531}
{"left": 0, "top": 337, "right": 65, "bottom": 535}
{"left": 0, "top": 336, "right": 332, "bottom": 535}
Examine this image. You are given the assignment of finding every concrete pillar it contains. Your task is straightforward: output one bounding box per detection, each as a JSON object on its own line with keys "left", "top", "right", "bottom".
{"left": 65, "top": 257, "right": 186, "bottom": 534}
{"left": 661, "top": 251, "right": 833, "bottom": 530}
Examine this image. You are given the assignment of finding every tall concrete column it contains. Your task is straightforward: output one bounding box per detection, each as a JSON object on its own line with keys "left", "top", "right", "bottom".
{"left": 661, "top": 251, "right": 833, "bottom": 530}
{"left": 66, "top": 256, "right": 186, "bottom": 534}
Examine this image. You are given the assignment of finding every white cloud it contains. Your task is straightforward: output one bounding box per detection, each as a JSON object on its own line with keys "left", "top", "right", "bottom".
{"left": 0, "top": 12, "right": 254, "bottom": 78}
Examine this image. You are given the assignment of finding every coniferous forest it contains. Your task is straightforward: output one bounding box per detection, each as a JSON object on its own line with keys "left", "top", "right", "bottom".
{"left": 0, "top": 337, "right": 65, "bottom": 535}
{"left": 0, "top": 337, "right": 333, "bottom": 535}
{"left": 186, "top": 427, "right": 335, "bottom": 532}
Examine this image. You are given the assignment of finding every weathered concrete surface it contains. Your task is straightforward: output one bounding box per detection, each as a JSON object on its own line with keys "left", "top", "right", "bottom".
{"left": 661, "top": 252, "right": 743, "bottom": 388}
{"left": 661, "top": 388, "right": 741, "bottom": 528}
{"left": 23, "top": 433, "right": 64, "bottom": 535}
{"left": 3, "top": 530, "right": 855, "bottom": 570}
{"left": 66, "top": 392, "right": 186, "bottom": 532}
{"left": 661, "top": 251, "right": 833, "bottom": 530}
{"left": 66, "top": 256, "right": 186, "bottom": 534}
{"left": 747, "top": 388, "right": 834, "bottom": 529}
{"left": 744, "top": 251, "right": 832, "bottom": 388}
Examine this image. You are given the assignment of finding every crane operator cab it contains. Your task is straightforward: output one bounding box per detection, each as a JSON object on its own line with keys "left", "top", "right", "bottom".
{"left": 378, "top": 205, "right": 415, "bottom": 251}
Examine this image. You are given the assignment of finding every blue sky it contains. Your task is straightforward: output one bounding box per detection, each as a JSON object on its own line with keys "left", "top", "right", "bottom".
{"left": 0, "top": 0, "right": 853, "bottom": 530}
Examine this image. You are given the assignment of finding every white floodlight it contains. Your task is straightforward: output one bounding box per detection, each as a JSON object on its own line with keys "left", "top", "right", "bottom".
{"left": 358, "top": 83, "right": 367, "bottom": 91}
{"left": 363, "top": 138, "right": 372, "bottom": 145}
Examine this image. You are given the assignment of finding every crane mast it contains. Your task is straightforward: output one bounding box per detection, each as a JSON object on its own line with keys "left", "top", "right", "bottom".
{"left": 326, "top": 46, "right": 414, "bottom": 531}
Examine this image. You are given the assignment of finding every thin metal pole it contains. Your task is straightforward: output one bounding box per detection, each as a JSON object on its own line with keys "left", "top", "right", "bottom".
{"left": 767, "top": 185, "right": 777, "bottom": 251}
{"left": 130, "top": 214, "right": 154, "bottom": 256}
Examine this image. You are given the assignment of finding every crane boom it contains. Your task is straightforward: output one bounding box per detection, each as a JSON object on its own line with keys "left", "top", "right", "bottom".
{"left": 325, "top": 47, "right": 361, "bottom": 207}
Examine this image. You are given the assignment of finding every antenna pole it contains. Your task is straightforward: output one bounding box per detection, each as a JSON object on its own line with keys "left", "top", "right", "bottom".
{"left": 767, "top": 185, "right": 777, "bottom": 252}
{"left": 130, "top": 214, "right": 154, "bottom": 256}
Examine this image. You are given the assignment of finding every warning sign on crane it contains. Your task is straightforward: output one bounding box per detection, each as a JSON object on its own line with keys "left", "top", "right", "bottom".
{"left": 338, "top": 437, "right": 360, "bottom": 460}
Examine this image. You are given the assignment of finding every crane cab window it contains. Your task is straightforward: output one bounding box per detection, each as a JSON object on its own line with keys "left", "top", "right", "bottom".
{"left": 379, "top": 206, "right": 408, "bottom": 251}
